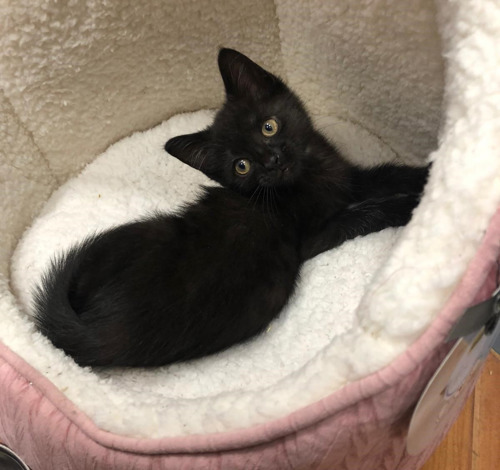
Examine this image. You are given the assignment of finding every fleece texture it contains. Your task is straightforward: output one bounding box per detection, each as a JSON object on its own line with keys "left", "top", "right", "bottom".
{"left": 275, "top": 0, "right": 445, "bottom": 165}
{"left": 1, "top": 0, "right": 500, "bottom": 468}
{"left": 0, "top": 0, "right": 283, "bottom": 181}
{"left": 10, "top": 110, "right": 403, "bottom": 437}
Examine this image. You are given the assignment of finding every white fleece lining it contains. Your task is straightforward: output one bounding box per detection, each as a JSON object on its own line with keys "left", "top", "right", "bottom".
{"left": 2, "top": 0, "right": 500, "bottom": 441}
{"left": 10, "top": 110, "right": 402, "bottom": 437}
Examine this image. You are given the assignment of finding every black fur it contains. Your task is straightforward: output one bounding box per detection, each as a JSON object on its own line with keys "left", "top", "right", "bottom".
{"left": 34, "top": 48, "right": 429, "bottom": 367}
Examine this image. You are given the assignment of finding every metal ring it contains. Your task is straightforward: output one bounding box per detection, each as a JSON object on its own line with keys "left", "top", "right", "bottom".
{"left": 0, "top": 444, "right": 30, "bottom": 470}
{"left": 493, "top": 295, "right": 500, "bottom": 315}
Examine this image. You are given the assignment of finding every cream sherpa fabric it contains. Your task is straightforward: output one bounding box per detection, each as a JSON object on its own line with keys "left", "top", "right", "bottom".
{"left": 1, "top": 0, "right": 500, "bottom": 443}
{"left": 275, "top": 0, "right": 444, "bottom": 165}
{"left": 0, "top": 0, "right": 283, "bottom": 181}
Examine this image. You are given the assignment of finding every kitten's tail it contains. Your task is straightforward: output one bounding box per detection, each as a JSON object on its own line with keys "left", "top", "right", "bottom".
{"left": 33, "top": 240, "right": 100, "bottom": 366}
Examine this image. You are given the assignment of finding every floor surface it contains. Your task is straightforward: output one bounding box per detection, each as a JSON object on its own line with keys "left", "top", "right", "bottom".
{"left": 421, "top": 352, "right": 499, "bottom": 470}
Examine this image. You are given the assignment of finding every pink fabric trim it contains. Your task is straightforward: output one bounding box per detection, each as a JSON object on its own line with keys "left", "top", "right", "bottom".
{"left": 0, "top": 342, "right": 450, "bottom": 470}
{"left": 1, "top": 207, "right": 499, "bottom": 469}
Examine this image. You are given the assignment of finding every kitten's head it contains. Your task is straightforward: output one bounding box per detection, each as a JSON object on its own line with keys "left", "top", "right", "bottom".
{"left": 165, "top": 48, "right": 316, "bottom": 196}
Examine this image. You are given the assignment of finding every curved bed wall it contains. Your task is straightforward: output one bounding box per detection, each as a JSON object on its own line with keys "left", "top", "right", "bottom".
{"left": 1, "top": 1, "right": 499, "bottom": 469}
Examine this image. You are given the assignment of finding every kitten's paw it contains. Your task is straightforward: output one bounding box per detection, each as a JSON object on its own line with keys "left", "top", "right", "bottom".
{"left": 384, "top": 193, "right": 421, "bottom": 227}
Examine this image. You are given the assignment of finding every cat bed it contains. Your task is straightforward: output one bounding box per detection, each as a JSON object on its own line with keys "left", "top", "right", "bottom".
{"left": 10, "top": 108, "right": 407, "bottom": 435}
{"left": 1, "top": 1, "right": 500, "bottom": 469}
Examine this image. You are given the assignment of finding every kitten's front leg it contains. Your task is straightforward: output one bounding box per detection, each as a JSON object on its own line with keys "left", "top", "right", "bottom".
{"left": 300, "top": 194, "right": 420, "bottom": 261}
{"left": 350, "top": 164, "right": 430, "bottom": 202}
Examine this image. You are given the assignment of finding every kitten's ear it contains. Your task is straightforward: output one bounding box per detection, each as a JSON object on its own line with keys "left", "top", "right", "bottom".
{"left": 218, "top": 48, "right": 283, "bottom": 100}
{"left": 164, "top": 130, "right": 215, "bottom": 174}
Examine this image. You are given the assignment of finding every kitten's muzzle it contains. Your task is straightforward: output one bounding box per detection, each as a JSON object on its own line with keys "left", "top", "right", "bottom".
{"left": 264, "top": 153, "right": 280, "bottom": 169}
{"left": 259, "top": 161, "right": 295, "bottom": 187}
{"left": 264, "top": 153, "right": 289, "bottom": 171}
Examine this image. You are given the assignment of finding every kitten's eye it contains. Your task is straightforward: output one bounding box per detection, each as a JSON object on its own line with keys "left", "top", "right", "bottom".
{"left": 262, "top": 118, "right": 279, "bottom": 137}
{"left": 234, "top": 159, "right": 251, "bottom": 176}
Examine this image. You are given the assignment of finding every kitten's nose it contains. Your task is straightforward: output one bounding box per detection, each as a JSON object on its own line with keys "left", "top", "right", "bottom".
{"left": 265, "top": 153, "right": 281, "bottom": 169}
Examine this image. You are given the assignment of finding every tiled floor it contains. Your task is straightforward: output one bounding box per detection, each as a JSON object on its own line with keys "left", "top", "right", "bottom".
{"left": 421, "top": 352, "right": 500, "bottom": 470}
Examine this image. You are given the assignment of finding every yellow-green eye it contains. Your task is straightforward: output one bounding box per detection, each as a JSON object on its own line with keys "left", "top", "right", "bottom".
{"left": 262, "top": 118, "right": 279, "bottom": 137}
{"left": 234, "top": 159, "right": 251, "bottom": 175}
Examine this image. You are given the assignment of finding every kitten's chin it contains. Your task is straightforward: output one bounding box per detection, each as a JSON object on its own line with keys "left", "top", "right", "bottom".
{"left": 258, "top": 165, "right": 296, "bottom": 187}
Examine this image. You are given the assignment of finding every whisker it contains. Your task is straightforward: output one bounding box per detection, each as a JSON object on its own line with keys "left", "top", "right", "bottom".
{"left": 267, "top": 187, "right": 274, "bottom": 220}
{"left": 248, "top": 186, "right": 259, "bottom": 206}
{"left": 263, "top": 187, "right": 271, "bottom": 228}
{"left": 248, "top": 186, "right": 263, "bottom": 213}
{"left": 265, "top": 187, "right": 276, "bottom": 223}
{"left": 270, "top": 187, "right": 279, "bottom": 219}
{"left": 266, "top": 186, "right": 271, "bottom": 218}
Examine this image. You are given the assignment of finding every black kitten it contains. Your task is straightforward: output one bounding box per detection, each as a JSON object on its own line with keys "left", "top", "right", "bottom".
{"left": 34, "top": 49, "right": 428, "bottom": 367}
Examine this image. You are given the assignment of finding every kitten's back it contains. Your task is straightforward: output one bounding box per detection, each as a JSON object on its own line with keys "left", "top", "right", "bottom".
{"left": 34, "top": 187, "right": 301, "bottom": 366}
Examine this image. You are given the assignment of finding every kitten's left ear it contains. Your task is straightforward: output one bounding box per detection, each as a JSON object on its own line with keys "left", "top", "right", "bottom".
{"left": 165, "top": 130, "right": 216, "bottom": 176}
{"left": 218, "top": 48, "right": 283, "bottom": 100}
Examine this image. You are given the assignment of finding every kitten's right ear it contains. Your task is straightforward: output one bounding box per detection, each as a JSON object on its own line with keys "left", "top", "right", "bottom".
{"left": 164, "top": 130, "right": 213, "bottom": 173}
